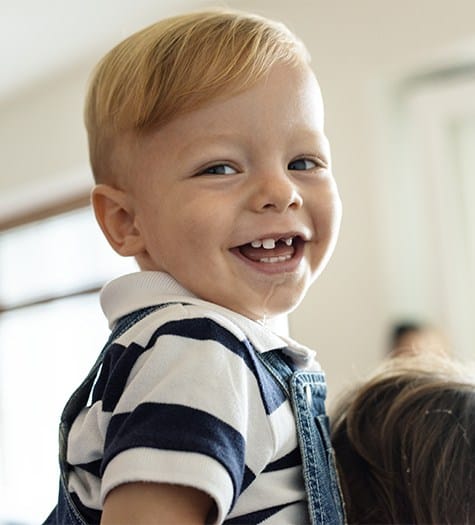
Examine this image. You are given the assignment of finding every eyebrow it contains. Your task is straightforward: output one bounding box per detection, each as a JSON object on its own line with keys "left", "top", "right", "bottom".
{"left": 177, "top": 131, "right": 248, "bottom": 151}
{"left": 170, "top": 125, "right": 330, "bottom": 163}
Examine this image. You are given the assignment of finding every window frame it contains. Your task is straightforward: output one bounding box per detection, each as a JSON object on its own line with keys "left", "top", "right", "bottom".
{"left": 0, "top": 192, "right": 102, "bottom": 315}
{"left": 380, "top": 63, "right": 475, "bottom": 360}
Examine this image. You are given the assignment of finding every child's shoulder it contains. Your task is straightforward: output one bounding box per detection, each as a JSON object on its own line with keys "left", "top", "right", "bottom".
{"left": 101, "top": 271, "right": 296, "bottom": 356}
{"left": 114, "top": 300, "right": 249, "bottom": 348}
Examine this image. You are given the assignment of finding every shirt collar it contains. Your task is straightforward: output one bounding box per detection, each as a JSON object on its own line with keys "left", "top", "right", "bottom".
{"left": 101, "top": 271, "right": 319, "bottom": 369}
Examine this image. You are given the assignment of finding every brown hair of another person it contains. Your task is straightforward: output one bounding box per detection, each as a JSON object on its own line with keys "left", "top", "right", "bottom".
{"left": 331, "top": 355, "right": 475, "bottom": 524}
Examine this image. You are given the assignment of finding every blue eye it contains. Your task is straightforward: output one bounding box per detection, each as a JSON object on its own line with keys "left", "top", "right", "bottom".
{"left": 288, "top": 158, "right": 318, "bottom": 171}
{"left": 200, "top": 164, "right": 237, "bottom": 176}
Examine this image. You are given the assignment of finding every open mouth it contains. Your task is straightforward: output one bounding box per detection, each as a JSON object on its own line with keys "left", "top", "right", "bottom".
{"left": 234, "top": 235, "right": 304, "bottom": 264}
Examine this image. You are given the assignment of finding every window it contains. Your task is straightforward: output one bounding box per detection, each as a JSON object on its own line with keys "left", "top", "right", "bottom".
{"left": 380, "top": 65, "right": 475, "bottom": 360}
{"left": 0, "top": 206, "right": 137, "bottom": 524}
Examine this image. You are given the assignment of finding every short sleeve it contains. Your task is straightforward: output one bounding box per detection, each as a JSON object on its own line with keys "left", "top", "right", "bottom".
{"left": 100, "top": 314, "right": 266, "bottom": 522}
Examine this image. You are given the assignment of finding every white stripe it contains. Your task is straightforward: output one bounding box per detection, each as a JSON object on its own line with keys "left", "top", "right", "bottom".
{"left": 68, "top": 334, "right": 299, "bottom": 486}
{"left": 68, "top": 468, "right": 102, "bottom": 510}
{"left": 115, "top": 334, "right": 293, "bottom": 476}
{"left": 268, "top": 402, "right": 299, "bottom": 457}
{"left": 68, "top": 401, "right": 109, "bottom": 464}
{"left": 115, "top": 335, "right": 272, "bottom": 436}
{"left": 262, "top": 501, "right": 309, "bottom": 524}
{"left": 227, "top": 466, "right": 306, "bottom": 518}
{"left": 112, "top": 303, "right": 248, "bottom": 349}
{"left": 102, "top": 448, "right": 233, "bottom": 525}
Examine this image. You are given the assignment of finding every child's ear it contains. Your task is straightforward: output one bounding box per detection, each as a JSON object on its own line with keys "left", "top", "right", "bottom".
{"left": 91, "top": 184, "right": 145, "bottom": 257}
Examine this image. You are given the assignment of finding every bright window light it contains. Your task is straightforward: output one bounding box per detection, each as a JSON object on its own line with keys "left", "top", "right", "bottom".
{"left": 0, "top": 207, "right": 137, "bottom": 524}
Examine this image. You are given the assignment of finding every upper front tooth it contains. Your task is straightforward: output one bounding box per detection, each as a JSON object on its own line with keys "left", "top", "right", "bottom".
{"left": 284, "top": 237, "right": 293, "bottom": 246}
{"left": 251, "top": 240, "right": 263, "bottom": 248}
{"left": 262, "top": 238, "right": 276, "bottom": 249}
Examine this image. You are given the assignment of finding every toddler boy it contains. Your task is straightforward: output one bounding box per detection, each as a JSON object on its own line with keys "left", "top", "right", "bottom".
{"left": 44, "top": 9, "right": 344, "bottom": 525}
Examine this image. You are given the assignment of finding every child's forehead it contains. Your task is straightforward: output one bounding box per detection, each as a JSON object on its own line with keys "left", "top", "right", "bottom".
{"left": 152, "top": 62, "right": 323, "bottom": 135}
{"left": 124, "top": 62, "right": 328, "bottom": 177}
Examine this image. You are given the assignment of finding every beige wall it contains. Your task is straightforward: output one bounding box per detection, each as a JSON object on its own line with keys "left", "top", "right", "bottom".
{"left": 1, "top": 0, "right": 474, "bottom": 398}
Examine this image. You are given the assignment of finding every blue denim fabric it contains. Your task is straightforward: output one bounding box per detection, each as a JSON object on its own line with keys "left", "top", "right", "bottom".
{"left": 256, "top": 350, "right": 346, "bottom": 525}
{"left": 42, "top": 305, "right": 346, "bottom": 525}
{"left": 43, "top": 476, "right": 85, "bottom": 525}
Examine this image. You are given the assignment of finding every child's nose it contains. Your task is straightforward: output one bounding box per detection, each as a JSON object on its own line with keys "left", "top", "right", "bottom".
{"left": 250, "top": 169, "right": 303, "bottom": 213}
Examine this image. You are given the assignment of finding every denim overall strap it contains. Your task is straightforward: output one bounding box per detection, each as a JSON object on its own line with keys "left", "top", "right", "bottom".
{"left": 44, "top": 304, "right": 175, "bottom": 525}
{"left": 257, "top": 350, "right": 346, "bottom": 525}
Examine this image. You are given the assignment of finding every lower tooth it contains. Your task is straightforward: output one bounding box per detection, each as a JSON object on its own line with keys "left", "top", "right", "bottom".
{"left": 260, "top": 255, "right": 291, "bottom": 263}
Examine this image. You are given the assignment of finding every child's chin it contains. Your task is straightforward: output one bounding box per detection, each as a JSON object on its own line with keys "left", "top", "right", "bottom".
{"left": 249, "top": 299, "right": 300, "bottom": 321}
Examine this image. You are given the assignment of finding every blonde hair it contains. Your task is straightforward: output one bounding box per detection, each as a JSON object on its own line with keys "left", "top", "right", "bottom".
{"left": 84, "top": 9, "right": 310, "bottom": 182}
{"left": 331, "top": 355, "right": 475, "bottom": 524}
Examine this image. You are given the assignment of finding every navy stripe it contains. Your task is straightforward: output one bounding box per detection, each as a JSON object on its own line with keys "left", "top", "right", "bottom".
{"left": 93, "top": 316, "right": 287, "bottom": 414}
{"left": 223, "top": 501, "right": 301, "bottom": 524}
{"left": 103, "top": 403, "right": 245, "bottom": 506}
{"left": 91, "top": 345, "right": 115, "bottom": 404}
{"left": 91, "top": 342, "right": 126, "bottom": 406}
{"left": 93, "top": 342, "right": 148, "bottom": 411}
{"left": 75, "top": 459, "right": 102, "bottom": 477}
{"left": 264, "top": 447, "right": 302, "bottom": 473}
{"left": 240, "top": 466, "right": 256, "bottom": 494}
{"left": 147, "top": 318, "right": 287, "bottom": 414}
{"left": 242, "top": 340, "right": 289, "bottom": 415}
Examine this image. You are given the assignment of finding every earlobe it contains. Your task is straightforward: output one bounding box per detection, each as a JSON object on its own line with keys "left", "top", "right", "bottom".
{"left": 91, "top": 184, "right": 145, "bottom": 257}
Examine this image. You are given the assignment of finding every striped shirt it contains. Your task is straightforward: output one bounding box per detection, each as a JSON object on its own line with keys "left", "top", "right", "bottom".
{"left": 67, "top": 271, "right": 321, "bottom": 524}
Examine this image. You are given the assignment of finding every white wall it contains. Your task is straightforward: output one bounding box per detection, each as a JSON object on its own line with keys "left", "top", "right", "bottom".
{"left": 0, "top": 64, "right": 91, "bottom": 215}
{"left": 1, "top": 0, "right": 475, "bottom": 399}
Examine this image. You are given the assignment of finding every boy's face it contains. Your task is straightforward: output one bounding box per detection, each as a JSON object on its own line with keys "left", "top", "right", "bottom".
{"left": 123, "top": 61, "right": 341, "bottom": 320}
